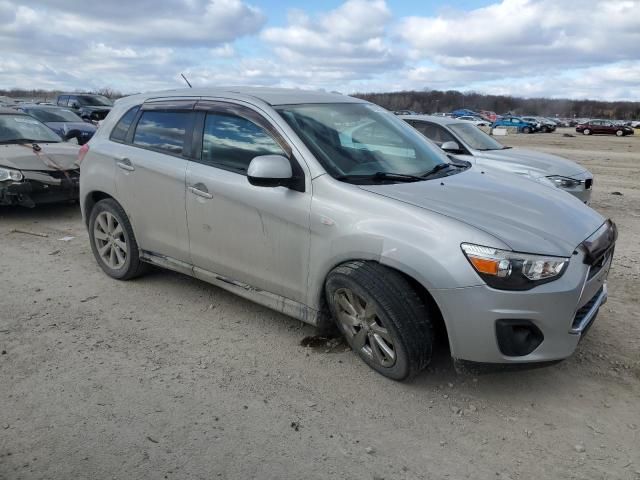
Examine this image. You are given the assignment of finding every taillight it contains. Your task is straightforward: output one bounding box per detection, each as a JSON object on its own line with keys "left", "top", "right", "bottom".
{"left": 78, "top": 143, "right": 89, "bottom": 164}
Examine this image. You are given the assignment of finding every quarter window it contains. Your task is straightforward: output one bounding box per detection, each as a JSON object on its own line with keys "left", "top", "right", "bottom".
{"left": 110, "top": 106, "right": 140, "bottom": 142}
{"left": 201, "top": 113, "right": 285, "bottom": 174}
{"left": 133, "top": 111, "right": 191, "bottom": 155}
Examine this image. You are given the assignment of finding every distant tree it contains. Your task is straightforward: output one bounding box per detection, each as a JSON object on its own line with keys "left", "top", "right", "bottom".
{"left": 354, "top": 90, "right": 640, "bottom": 119}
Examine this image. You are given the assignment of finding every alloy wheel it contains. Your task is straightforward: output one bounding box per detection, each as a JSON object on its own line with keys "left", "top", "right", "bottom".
{"left": 334, "top": 288, "right": 396, "bottom": 367}
{"left": 93, "top": 211, "right": 127, "bottom": 270}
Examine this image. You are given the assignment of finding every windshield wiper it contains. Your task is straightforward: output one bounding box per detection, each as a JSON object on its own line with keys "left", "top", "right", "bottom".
{"left": 336, "top": 171, "right": 424, "bottom": 183}
{"left": 420, "top": 163, "right": 452, "bottom": 178}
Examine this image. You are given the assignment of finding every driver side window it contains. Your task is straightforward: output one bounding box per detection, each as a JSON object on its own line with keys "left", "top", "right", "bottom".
{"left": 201, "top": 112, "right": 286, "bottom": 175}
{"left": 412, "top": 122, "right": 456, "bottom": 147}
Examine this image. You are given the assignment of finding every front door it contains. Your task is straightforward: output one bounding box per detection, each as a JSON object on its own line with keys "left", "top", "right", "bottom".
{"left": 185, "top": 102, "right": 312, "bottom": 304}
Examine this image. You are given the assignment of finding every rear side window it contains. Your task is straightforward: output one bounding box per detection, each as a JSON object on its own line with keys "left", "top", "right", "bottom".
{"left": 133, "top": 111, "right": 191, "bottom": 155}
{"left": 201, "top": 113, "right": 285, "bottom": 174}
{"left": 110, "top": 106, "right": 140, "bottom": 142}
{"left": 58, "top": 95, "right": 68, "bottom": 106}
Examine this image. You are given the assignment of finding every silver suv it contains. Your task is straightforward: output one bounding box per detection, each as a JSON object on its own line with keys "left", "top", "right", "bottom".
{"left": 80, "top": 88, "right": 616, "bottom": 380}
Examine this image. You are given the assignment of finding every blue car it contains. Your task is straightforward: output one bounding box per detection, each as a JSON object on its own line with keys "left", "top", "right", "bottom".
{"left": 491, "top": 116, "right": 538, "bottom": 133}
{"left": 17, "top": 104, "right": 97, "bottom": 145}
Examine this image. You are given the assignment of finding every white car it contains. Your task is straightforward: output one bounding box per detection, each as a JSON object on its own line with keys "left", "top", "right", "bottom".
{"left": 455, "top": 115, "right": 490, "bottom": 127}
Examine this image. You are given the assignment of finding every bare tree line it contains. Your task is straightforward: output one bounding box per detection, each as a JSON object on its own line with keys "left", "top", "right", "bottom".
{"left": 354, "top": 90, "right": 640, "bottom": 119}
{"left": 2, "top": 86, "right": 639, "bottom": 119}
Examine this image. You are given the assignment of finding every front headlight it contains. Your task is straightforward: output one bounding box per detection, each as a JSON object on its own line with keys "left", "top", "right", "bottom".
{"left": 0, "top": 167, "right": 23, "bottom": 182}
{"left": 461, "top": 243, "right": 569, "bottom": 290}
{"left": 546, "top": 175, "right": 582, "bottom": 189}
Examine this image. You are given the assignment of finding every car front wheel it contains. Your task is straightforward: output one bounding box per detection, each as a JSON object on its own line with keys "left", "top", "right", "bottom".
{"left": 616, "top": 130, "right": 624, "bottom": 136}
{"left": 325, "top": 261, "right": 434, "bottom": 381}
{"left": 89, "top": 198, "right": 148, "bottom": 280}
{"left": 522, "top": 126, "right": 531, "bottom": 134}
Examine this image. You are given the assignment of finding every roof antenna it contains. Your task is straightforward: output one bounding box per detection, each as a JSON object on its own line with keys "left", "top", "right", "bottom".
{"left": 180, "top": 73, "right": 193, "bottom": 88}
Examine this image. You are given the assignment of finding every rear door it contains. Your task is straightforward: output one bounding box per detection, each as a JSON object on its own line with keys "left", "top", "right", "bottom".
{"left": 185, "top": 100, "right": 311, "bottom": 303}
{"left": 113, "top": 101, "right": 196, "bottom": 263}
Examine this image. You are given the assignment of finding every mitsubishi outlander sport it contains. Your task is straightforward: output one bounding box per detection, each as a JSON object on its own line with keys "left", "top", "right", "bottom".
{"left": 79, "top": 88, "right": 616, "bottom": 380}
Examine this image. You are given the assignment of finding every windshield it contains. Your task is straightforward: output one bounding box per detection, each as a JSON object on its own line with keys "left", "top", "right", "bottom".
{"left": 276, "top": 103, "right": 450, "bottom": 181}
{"left": 449, "top": 123, "right": 506, "bottom": 151}
{"left": 0, "top": 114, "right": 61, "bottom": 143}
{"left": 27, "top": 108, "right": 83, "bottom": 123}
{"left": 77, "top": 95, "right": 113, "bottom": 107}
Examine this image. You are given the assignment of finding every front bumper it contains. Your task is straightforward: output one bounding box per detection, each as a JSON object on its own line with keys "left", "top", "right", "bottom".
{"left": 0, "top": 169, "right": 79, "bottom": 207}
{"left": 432, "top": 236, "right": 613, "bottom": 364}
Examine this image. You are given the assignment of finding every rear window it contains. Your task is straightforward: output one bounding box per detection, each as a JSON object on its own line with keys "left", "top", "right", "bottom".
{"left": 110, "top": 106, "right": 140, "bottom": 142}
{"left": 132, "top": 111, "right": 190, "bottom": 155}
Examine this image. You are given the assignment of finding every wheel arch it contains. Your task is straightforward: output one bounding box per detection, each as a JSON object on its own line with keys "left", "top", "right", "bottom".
{"left": 318, "top": 258, "right": 452, "bottom": 355}
{"left": 83, "top": 190, "right": 117, "bottom": 228}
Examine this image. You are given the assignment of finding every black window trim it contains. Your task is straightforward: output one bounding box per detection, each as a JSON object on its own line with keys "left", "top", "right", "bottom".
{"left": 191, "top": 100, "right": 305, "bottom": 192}
{"left": 109, "top": 105, "right": 141, "bottom": 144}
{"left": 125, "top": 103, "right": 197, "bottom": 160}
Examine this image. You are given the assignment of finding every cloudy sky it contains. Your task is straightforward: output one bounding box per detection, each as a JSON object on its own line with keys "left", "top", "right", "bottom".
{"left": 1, "top": 0, "right": 639, "bottom": 100}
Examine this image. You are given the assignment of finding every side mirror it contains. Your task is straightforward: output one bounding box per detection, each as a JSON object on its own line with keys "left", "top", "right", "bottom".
{"left": 441, "top": 141, "right": 461, "bottom": 153}
{"left": 247, "top": 155, "right": 293, "bottom": 188}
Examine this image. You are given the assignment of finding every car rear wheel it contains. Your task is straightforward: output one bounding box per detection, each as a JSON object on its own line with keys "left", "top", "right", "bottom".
{"left": 325, "top": 261, "right": 433, "bottom": 381}
{"left": 583, "top": 128, "right": 591, "bottom": 135}
{"left": 89, "top": 198, "right": 148, "bottom": 280}
{"left": 616, "top": 130, "right": 624, "bottom": 137}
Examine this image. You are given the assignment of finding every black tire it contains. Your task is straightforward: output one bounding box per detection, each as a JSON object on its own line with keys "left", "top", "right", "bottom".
{"left": 325, "top": 261, "right": 433, "bottom": 381}
{"left": 88, "top": 198, "right": 148, "bottom": 280}
{"left": 583, "top": 128, "right": 591, "bottom": 135}
{"left": 522, "top": 126, "right": 531, "bottom": 134}
{"left": 616, "top": 130, "right": 624, "bottom": 137}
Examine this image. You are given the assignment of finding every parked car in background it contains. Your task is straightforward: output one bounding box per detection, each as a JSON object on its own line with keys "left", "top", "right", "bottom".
{"left": 576, "top": 120, "right": 634, "bottom": 136}
{"left": 455, "top": 115, "right": 491, "bottom": 127}
{"left": 522, "top": 116, "right": 556, "bottom": 133}
{"left": 491, "top": 116, "right": 538, "bottom": 133}
{"left": 56, "top": 93, "right": 113, "bottom": 123}
{"left": 80, "top": 87, "right": 613, "bottom": 380}
{"left": 18, "top": 104, "right": 97, "bottom": 145}
{"left": 0, "top": 108, "right": 80, "bottom": 207}
{"left": 401, "top": 114, "right": 594, "bottom": 203}
{"left": 478, "top": 110, "right": 498, "bottom": 122}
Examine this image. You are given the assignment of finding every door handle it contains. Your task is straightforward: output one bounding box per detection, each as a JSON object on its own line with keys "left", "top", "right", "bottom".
{"left": 116, "top": 157, "right": 135, "bottom": 171}
{"left": 188, "top": 185, "right": 213, "bottom": 199}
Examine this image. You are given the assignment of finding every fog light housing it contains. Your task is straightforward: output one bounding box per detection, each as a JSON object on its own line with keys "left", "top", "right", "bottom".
{"left": 496, "top": 319, "right": 544, "bottom": 357}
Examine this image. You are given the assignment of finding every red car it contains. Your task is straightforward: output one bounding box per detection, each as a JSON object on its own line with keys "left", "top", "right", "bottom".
{"left": 576, "top": 119, "right": 634, "bottom": 136}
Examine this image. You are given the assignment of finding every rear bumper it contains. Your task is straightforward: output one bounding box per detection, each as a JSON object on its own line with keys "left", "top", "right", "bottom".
{"left": 432, "top": 244, "right": 612, "bottom": 364}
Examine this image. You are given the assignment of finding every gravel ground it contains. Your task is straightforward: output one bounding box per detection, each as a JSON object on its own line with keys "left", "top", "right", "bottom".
{"left": 1, "top": 128, "right": 639, "bottom": 480}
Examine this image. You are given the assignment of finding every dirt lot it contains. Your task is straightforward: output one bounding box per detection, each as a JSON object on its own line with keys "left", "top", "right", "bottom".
{"left": 1, "top": 128, "right": 639, "bottom": 480}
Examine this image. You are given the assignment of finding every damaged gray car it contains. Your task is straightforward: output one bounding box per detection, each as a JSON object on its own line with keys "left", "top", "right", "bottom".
{"left": 0, "top": 108, "right": 80, "bottom": 207}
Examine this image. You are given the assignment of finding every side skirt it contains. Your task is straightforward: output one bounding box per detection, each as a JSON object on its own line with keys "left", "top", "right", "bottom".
{"left": 140, "top": 250, "right": 320, "bottom": 327}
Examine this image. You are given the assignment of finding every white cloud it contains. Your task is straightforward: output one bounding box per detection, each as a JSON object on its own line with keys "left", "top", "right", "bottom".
{"left": 0, "top": 0, "right": 638, "bottom": 100}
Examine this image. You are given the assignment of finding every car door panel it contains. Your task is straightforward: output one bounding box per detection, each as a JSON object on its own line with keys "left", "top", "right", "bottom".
{"left": 114, "top": 106, "right": 195, "bottom": 263}
{"left": 186, "top": 104, "right": 312, "bottom": 304}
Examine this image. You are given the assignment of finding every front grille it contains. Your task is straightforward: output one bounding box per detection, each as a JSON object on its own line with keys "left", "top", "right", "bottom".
{"left": 40, "top": 169, "right": 80, "bottom": 180}
{"left": 572, "top": 287, "right": 604, "bottom": 331}
{"left": 587, "top": 245, "right": 614, "bottom": 280}
{"left": 585, "top": 178, "right": 593, "bottom": 189}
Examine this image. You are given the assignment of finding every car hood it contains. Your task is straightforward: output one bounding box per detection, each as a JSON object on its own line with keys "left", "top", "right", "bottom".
{"left": 0, "top": 143, "right": 80, "bottom": 171}
{"left": 46, "top": 121, "right": 96, "bottom": 134}
{"left": 471, "top": 148, "right": 586, "bottom": 178}
{"left": 358, "top": 167, "right": 605, "bottom": 257}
